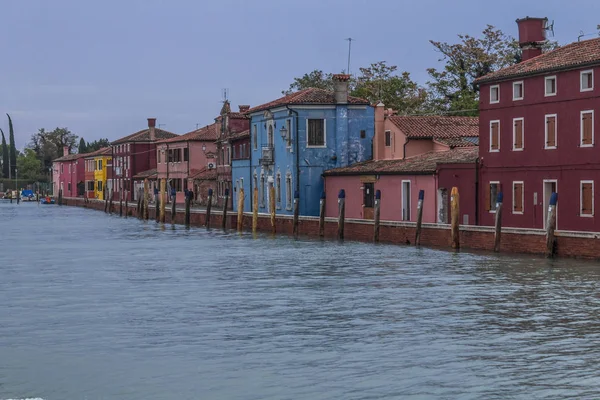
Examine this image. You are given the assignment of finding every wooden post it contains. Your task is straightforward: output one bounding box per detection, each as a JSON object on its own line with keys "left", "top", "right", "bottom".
{"left": 143, "top": 180, "right": 149, "bottom": 220}
{"left": 546, "top": 192, "right": 558, "bottom": 258}
{"left": 415, "top": 190, "right": 424, "bottom": 246}
{"left": 292, "top": 191, "right": 300, "bottom": 237}
{"left": 185, "top": 191, "right": 191, "bottom": 227}
{"left": 373, "top": 190, "right": 381, "bottom": 242}
{"left": 137, "top": 189, "right": 142, "bottom": 217}
{"left": 206, "top": 188, "right": 213, "bottom": 228}
{"left": 125, "top": 191, "right": 129, "bottom": 218}
{"left": 269, "top": 184, "right": 276, "bottom": 234}
{"left": 319, "top": 192, "right": 326, "bottom": 237}
{"left": 104, "top": 188, "right": 108, "bottom": 212}
{"left": 155, "top": 187, "right": 160, "bottom": 223}
{"left": 221, "top": 189, "right": 229, "bottom": 230}
{"left": 252, "top": 187, "right": 258, "bottom": 234}
{"left": 493, "top": 192, "right": 504, "bottom": 252}
{"left": 119, "top": 191, "right": 123, "bottom": 216}
{"left": 109, "top": 189, "right": 114, "bottom": 214}
{"left": 337, "top": 189, "right": 345, "bottom": 240}
{"left": 171, "top": 192, "right": 177, "bottom": 224}
{"left": 450, "top": 186, "right": 460, "bottom": 250}
{"left": 159, "top": 178, "right": 166, "bottom": 223}
{"left": 237, "top": 188, "right": 245, "bottom": 232}
{"left": 58, "top": 189, "right": 63, "bottom": 206}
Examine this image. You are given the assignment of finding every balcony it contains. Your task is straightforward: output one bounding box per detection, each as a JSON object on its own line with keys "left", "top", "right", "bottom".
{"left": 259, "top": 146, "right": 274, "bottom": 166}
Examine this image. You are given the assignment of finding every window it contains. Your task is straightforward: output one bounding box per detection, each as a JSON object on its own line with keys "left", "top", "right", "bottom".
{"left": 286, "top": 119, "right": 292, "bottom": 147}
{"left": 490, "top": 120, "right": 500, "bottom": 152}
{"left": 253, "top": 125, "right": 257, "bottom": 150}
{"left": 98, "top": 160, "right": 103, "bottom": 170}
{"left": 285, "top": 173, "right": 292, "bottom": 210}
{"left": 184, "top": 147, "right": 189, "bottom": 162}
{"left": 490, "top": 85, "right": 499, "bottom": 103}
{"left": 402, "top": 181, "right": 411, "bottom": 221}
{"left": 581, "top": 110, "right": 594, "bottom": 147}
{"left": 513, "top": 118, "right": 524, "bottom": 151}
{"left": 171, "top": 178, "right": 183, "bottom": 192}
{"left": 276, "top": 173, "right": 281, "bottom": 204}
{"left": 360, "top": 130, "right": 366, "bottom": 139}
{"left": 581, "top": 70, "right": 594, "bottom": 92}
{"left": 385, "top": 130, "right": 391, "bottom": 147}
{"left": 97, "top": 181, "right": 103, "bottom": 192}
{"left": 68, "top": 164, "right": 71, "bottom": 173}
{"left": 157, "top": 149, "right": 161, "bottom": 163}
{"left": 267, "top": 122, "right": 274, "bottom": 147}
{"left": 487, "top": 182, "right": 500, "bottom": 212}
{"left": 87, "top": 181, "right": 95, "bottom": 191}
{"left": 307, "top": 119, "right": 326, "bottom": 147}
{"left": 242, "top": 143, "right": 247, "bottom": 159}
{"left": 259, "top": 173, "right": 265, "bottom": 208}
{"left": 581, "top": 180, "right": 594, "bottom": 217}
{"left": 545, "top": 114, "right": 557, "bottom": 149}
{"left": 68, "top": 182, "right": 72, "bottom": 192}
{"left": 363, "top": 183, "right": 374, "bottom": 208}
{"left": 513, "top": 182, "right": 524, "bottom": 214}
{"left": 227, "top": 146, "right": 231, "bottom": 165}
{"left": 513, "top": 81, "right": 524, "bottom": 100}
{"left": 545, "top": 76, "right": 557, "bottom": 96}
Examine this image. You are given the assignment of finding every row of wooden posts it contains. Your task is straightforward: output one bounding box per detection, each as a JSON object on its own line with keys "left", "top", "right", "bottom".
{"left": 78, "top": 180, "right": 559, "bottom": 258}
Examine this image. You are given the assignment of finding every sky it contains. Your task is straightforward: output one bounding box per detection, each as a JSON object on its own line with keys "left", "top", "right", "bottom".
{"left": 1, "top": 0, "right": 599, "bottom": 150}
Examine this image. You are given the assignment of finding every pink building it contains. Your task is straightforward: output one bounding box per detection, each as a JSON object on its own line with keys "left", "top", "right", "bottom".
{"left": 52, "top": 146, "right": 86, "bottom": 197}
{"left": 324, "top": 105, "right": 479, "bottom": 224}
{"left": 155, "top": 123, "right": 218, "bottom": 205}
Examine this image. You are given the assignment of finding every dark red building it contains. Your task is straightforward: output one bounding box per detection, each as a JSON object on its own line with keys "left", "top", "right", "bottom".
{"left": 476, "top": 17, "right": 600, "bottom": 231}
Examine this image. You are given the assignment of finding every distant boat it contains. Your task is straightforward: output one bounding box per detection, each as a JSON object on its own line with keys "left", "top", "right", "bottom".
{"left": 21, "top": 189, "right": 35, "bottom": 201}
{"left": 41, "top": 196, "right": 55, "bottom": 204}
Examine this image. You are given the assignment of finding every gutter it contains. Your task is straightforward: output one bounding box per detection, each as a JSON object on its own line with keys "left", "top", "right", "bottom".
{"left": 286, "top": 105, "right": 300, "bottom": 203}
{"left": 475, "top": 60, "right": 600, "bottom": 86}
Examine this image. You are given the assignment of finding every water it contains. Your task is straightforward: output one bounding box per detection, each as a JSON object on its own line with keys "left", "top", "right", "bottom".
{"left": 2, "top": 202, "right": 600, "bottom": 399}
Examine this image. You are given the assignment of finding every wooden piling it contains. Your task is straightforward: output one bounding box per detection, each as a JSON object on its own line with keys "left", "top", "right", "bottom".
{"left": 155, "top": 187, "right": 160, "bottom": 223}
{"left": 374, "top": 190, "right": 381, "bottom": 242}
{"left": 104, "top": 188, "right": 108, "bottom": 212}
{"left": 171, "top": 194, "right": 176, "bottom": 224}
{"left": 252, "top": 187, "right": 258, "bottom": 234}
{"left": 237, "top": 188, "right": 245, "bottom": 232}
{"left": 292, "top": 191, "right": 300, "bottom": 238}
{"left": 450, "top": 186, "right": 460, "bottom": 249}
{"left": 221, "top": 189, "right": 229, "bottom": 230}
{"left": 415, "top": 190, "right": 424, "bottom": 246}
{"left": 159, "top": 178, "right": 166, "bottom": 223}
{"left": 337, "top": 189, "right": 345, "bottom": 240}
{"left": 58, "top": 189, "right": 63, "bottom": 206}
{"left": 319, "top": 192, "right": 326, "bottom": 238}
{"left": 137, "top": 190, "right": 142, "bottom": 217}
{"left": 493, "top": 192, "right": 504, "bottom": 252}
{"left": 109, "top": 189, "right": 114, "bottom": 214}
{"left": 185, "top": 192, "right": 191, "bottom": 227}
{"left": 546, "top": 192, "right": 558, "bottom": 258}
{"left": 119, "top": 192, "right": 123, "bottom": 216}
{"left": 269, "top": 185, "right": 276, "bottom": 234}
{"left": 143, "top": 180, "right": 149, "bottom": 220}
{"left": 206, "top": 188, "right": 213, "bottom": 228}
{"left": 124, "top": 191, "right": 129, "bottom": 218}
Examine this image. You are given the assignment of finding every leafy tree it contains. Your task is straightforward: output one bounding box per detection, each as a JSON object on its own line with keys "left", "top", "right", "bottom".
{"left": 1, "top": 128, "right": 8, "bottom": 178}
{"left": 79, "top": 138, "right": 87, "bottom": 154}
{"left": 7, "top": 114, "right": 17, "bottom": 178}
{"left": 283, "top": 70, "right": 336, "bottom": 94}
{"left": 28, "top": 127, "right": 79, "bottom": 175}
{"left": 16, "top": 148, "right": 42, "bottom": 180}
{"left": 86, "top": 138, "right": 110, "bottom": 152}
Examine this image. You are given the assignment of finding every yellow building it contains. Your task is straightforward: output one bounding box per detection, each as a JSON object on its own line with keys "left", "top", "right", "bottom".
{"left": 93, "top": 148, "right": 112, "bottom": 200}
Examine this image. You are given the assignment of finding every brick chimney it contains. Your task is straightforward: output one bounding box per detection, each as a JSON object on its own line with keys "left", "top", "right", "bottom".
{"left": 63, "top": 145, "right": 69, "bottom": 157}
{"left": 238, "top": 105, "right": 250, "bottom": 113}
{"left": 516, "top": 17, "right": 548, "bottom": 61}
{"left": 333, "top": 74, "right": 351, "bottom": 104}
{"left": 148, "top": 118, "right": 156, "bottom": 141}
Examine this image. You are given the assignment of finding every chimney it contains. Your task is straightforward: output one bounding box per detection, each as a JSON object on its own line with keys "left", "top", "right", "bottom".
{"left": 332, "top": 74, "right": 350, "bottom": 104}
{"left": 374, "top": 102, "right": 385, "bottom": 161}
{"left": 63, "top": 145, "right": 69, "bottom": 157}
{"left": 516, "top": 16, "right": 548, "bottom": 61}
{"left": 148, "top": 118, "right": 156, "bottom": 141}
{"left": 238, "top": 105, "right": 250, "bottom": 113}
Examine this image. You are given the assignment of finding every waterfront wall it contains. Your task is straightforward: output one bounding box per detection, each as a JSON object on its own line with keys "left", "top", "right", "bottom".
{"left": 61, "top": 197, "right": 600, "bottom": 260}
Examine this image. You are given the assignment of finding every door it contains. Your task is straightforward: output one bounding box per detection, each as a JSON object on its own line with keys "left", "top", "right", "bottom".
{"left": 543, "top": 180, "right": 557, "bottom": 229}
{"left": 437, "top": 188, "right": 448, "bottom": 223}
{"left": 402, "top": 181, "right": 411, "bottom": 221}
{"left": 363, "top": 183, "right": 374, "bottom": 219}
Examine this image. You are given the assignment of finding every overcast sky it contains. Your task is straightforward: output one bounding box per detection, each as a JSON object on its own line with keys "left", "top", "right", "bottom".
{"left": 1, "top": 0, "right": 598, "bottom": 149}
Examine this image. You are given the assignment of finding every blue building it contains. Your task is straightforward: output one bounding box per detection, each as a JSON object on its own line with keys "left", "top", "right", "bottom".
{"left": 232, "top": 74, "right": 374, "bottom": 216}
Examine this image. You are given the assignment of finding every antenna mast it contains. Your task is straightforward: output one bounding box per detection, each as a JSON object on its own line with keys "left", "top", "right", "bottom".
{"left": 221, "top": 88, "right": 229, "bottom": 103}
{"left": 345, "top": 38, "right": 354, "bottom": 74}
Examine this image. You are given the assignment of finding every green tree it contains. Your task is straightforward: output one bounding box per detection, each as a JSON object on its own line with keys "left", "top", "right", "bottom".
{"left": 86, "top": 138, "right": 110, "bottom": 152}
{"left": 7, "top": 114, "right": 17, "bottom": 178}
{"left": 1, "top": 128, "right": 8, "bottom": 178}
{"left": 283, "top": 69, "right": 336, "bottom": 94}
{"left": 17, "top": 148, "right": 42, "bottom": 180}
{"left": 78, "top": 138, "right": 87, "bottom": 154}
{"left": 28, "top": 127, "right": 79, "bottom": 175}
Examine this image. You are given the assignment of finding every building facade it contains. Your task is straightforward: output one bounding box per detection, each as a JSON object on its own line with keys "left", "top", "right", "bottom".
{"left": 475, "top": 17, "right": 600, "bottom": 231}
{"left": 53, "top": 146, "right": 86, "bottom": 198}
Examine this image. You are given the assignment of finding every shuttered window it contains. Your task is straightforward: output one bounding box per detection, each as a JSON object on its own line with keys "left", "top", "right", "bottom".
{"left": 513, "top": 182, "right": 523, "bottom": 213}
{"left": 581, "top": 111, "right": 594, "bottom": 146}
{"left": 486, "top": 182, "right": 500, "bottom": 212}
{"left": 581, "top": 70, "right": 594, "bottom": 91}
{"left": 307, "top": 119, "right": 325, "bottom": 147}
{"left": 545, "top": 115, "right": 557, "bottom": 148}
{"left": 513, "top": 118, "right": 523, "bottom": 150}
{"left": 490, "top": 121, "right": 500, "bottom": 152}
{"left": 581, "top": 181, "right": 594, "bottom": 216}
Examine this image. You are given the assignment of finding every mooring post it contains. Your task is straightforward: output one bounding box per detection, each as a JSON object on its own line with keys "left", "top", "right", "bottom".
{"left": 374, "top": 190, "right": 381, "bottom": 242}
{"left": 171, "top": 192, "right": 176, "bottom": 224}
{"left": 109, "top": 189, "right": 114, "bottom": 214}
{"left": 319, "top": 192, "right": 326, "bottom": 238}
{"left": 337, "top": 189, "right": 345, "bottom": 240}
{"left": 143, "top": 180, "right": 149, "bottom": 220}
{"left": 137, "top": 189, "right": 142, "bottom": 217}
{"left": 493, "top": 192, "right": 504, "bottom": 252}
{"left": 59, "top": 189, "right": 63, "bottom": 206}
{"left": 206, "top": 188, "right": 213, "bottom": 228}
{"left": 185, "top": 191, "right": 191, "bottom": 227}
{"left": 252, "top": 187, "right": 258, "bottom": 234}
{"left": 155, "top": 187, "right": 160, "bottom": 222}
{"left": 159, "top": 178, "right": 166, "bottom": 223}
{"left": 293, "top": 191, "right": 300, "bottom": 238}
{"left": 237, "top": 188, "right": 245, "bottom": 232}
{"left": 269, "top": 184, "right": 276, "bottom": 234}
{"left": 119, "top": 190, "right": 123, "bottom": 217}
{"left": 546, "top": 192, "right": 558, "bottom": 258}
{"left": 450, "top": 186, "right": 460, "bottom": 250}
{"left": 104, "top": 188, "right": 108, "bottom": 212}
{"left": 415, "top": 190, "right": 424, "bottom": 246}
{"left": 222, "top": 189, "right": 229, "bottom": 230}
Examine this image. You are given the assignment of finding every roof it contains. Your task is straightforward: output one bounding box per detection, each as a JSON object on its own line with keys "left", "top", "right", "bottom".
{"left": 435, "top": 136, "right": 479, "bottom": 148}
{"left": 83, "top": 147, "right": 112, "bottom": 159}
{"left": 475, "top": 38, "right": 600, "bottom": 84}
{"left": 323, "top": 147, "right": 479, "bottom": 176}
{"left": 54, "top": 152, "right": 90, "bottom": 162}
{"left": 189, "top": 167, "right": 217, "bottom": 180}
{"left": 112, "top": 128, "right": 177, "bottom": 145}
{"left": 132, "top": 168, "right": 158, "bottom": 180}
{"left": 388, "top": 116, "right": 479, "bottom": 141}
{"left": 229, "top": 129, "right": 250, "bottom": 142}
{"left": 246, "top": 88, "right": 369, "bottom": 114}
{"left": 158, "top": 123, "right": 218, "bottom": 143}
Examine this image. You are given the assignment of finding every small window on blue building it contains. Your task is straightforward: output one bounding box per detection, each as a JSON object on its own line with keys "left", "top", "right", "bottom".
{"left": 253, "top": 125, "right": 258, "bottom": 150}
{"left": 286, "top": 173, "right": 292, "bottom": 210}
{"left": 260, "top": 173, "right": 265, "bottom": 208}
{"left": 360, "top": 130, "right": 366, "bottom": 139}
{"left": 307, "top": 119, "right": 325, "bottom": 147}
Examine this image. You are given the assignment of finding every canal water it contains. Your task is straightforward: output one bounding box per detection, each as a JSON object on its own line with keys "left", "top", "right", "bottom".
{"left": 2, "top": 202, "right": 600, "bottom": 400}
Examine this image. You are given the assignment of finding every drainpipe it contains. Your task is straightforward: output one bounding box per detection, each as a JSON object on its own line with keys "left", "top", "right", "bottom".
{"left": 286, "top": 105, "right": 300, "bottom": 205}
{"left": 475, "top": 157, "right": 480, "bottom": 226}
{"left": 403, "top": 138, "right": 410, "bottom": 160}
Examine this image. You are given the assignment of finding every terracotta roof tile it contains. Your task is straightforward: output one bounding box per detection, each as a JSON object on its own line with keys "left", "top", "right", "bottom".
{"left": 158, "top": 123, "right": 218, "bottom": 143}
{"left": 228, "top": 129, "right": 250, "bottom": 142}
{"left": 246, "top": 88, "right": 369, "bottom": 114}
{"left": 323, "top": 147, "right": 478, "bottom": 176}
{"left": 388, "top": 116, "right": 479, "bottom": 140}
{"left": 112, "top": 128, "right": 177, "bottom": 145}
{"left": 54, "top": 152, "right": 92, "bottom": 162}
{"left": 132, "top": 168, "right": 158, "bottom": 180}
{"left": 475, "top": 38, "right": 600, "bottom": 84}
{"left": 83, "top": 147, "right": 112, "bottom": 159}
{"left": 189, "top": 167, "right": 217, "bottom": 180}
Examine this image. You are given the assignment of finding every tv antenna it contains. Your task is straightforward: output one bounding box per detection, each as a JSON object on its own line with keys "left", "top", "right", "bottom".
{"left": 345, "top": 38, "right": 354, "bottom": 74}
{"left": 544, "top": 20, "right": 555, "bottom": 37}
{"left": 221, "top": 88, "right": 229, "bottom": 103}
{"left": 158, "top": 124, "right": 166, "bottom": 129}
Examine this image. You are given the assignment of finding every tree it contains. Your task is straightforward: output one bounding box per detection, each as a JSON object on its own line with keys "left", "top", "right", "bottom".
{"left": 1, "top": 128, "right": 8, "bottom": 178}
{"left": 27, "top": 127, "right": 79, "bottom": 176}
{"left": 7, "top": 114, "right": 17, "bottom": 178}
{"left": 16, "top": 148, "right": 42, "bottom": 180}
{"left": 78, "top": 138, "right": 87, "bottom": 154}
{"left": 283, "top": 70, "right": 336, "bottom": 94}
{"left": 86, "top": 138, "right": 110, "bottom": 152}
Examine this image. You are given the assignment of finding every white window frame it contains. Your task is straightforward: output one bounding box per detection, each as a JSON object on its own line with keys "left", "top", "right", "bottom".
{"left": 580, "top": 180, "right": 594, "bottom": 217}
{"left": 489, "top": 181, "right": 500, "bottom": 213}
{"left": 545, "top": 75, "right": 557, "bottom": 97}
{"left": 580, "top": 110, "right": 594, "bottom": 148}
{"left": 252, "top": 124, "right": 258, "bottom": 150}
{"left": 489, "top": 120, "right": 500, "bottom": 153}
{"left": 512, "top": 181, "right": 524, "bottom": 215}
{"left": 401, "top": 180, "right": 411, "bottom": 221}
{"left": 544, "top": 114, "right": 557, "bottom": 150}
{"left": 512, "top": 117, "right": 524, "bottom": 151}
{"left": 285, "top": 173, "right": 293, "bottom": 211}
{"left": 306, "top": 118, "right": 327, "bottom": 148}
{"left": 490, "top": 85, "right": 500, "bottom": 104}
{"left": 512, "top": 81, "right": 524, "bottom": 101}
{"left": 580, "top": 70, "right": 594, "bottom": 92}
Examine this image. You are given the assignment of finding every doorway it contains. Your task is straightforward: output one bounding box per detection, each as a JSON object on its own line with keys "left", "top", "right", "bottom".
{"left": 402, "top": 180, "right": 411, "bottom": 221}
{"left": 543, "top": 179, "right": 558, "bottom": 229}
{"left": 363, "top": 182, "right": 374, "bottom": 219}
{"left": 437, "top": 188, "right": 448, "bottom": 223}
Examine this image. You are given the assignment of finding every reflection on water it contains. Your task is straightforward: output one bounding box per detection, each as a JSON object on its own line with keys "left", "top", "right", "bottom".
{"left": 1, "top": 202, "right": 600, "bottom": 399}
